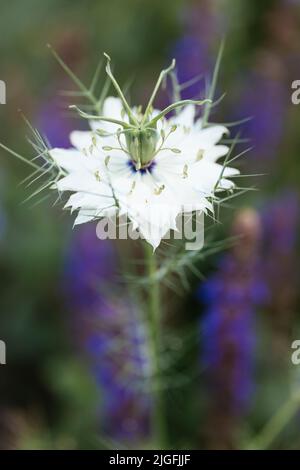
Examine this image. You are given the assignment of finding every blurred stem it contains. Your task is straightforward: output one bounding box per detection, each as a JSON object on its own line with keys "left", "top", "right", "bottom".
{"left": 246, "top": 391, "right": 300, "bottom": 449}
{"left": 144, "top": 242, "right": 167, "bottom": 448}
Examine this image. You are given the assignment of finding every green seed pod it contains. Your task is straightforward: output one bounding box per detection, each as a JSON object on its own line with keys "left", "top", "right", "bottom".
{"left": 125, "top": 127, "right": 158, "bottom": 168}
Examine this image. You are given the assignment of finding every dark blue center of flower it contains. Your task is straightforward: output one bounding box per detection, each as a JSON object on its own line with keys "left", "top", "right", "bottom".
{"left": 127, "top": 160, "right": 156, "bottom": 174}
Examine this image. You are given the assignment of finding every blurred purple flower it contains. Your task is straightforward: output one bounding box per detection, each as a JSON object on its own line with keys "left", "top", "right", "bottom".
{"left": 85, "top": 298, "right": 151, "bottom": 440}
{"left": 200, "top": 211, "right": 267, "bottom": 414}
{"left": 171, "top": 35, "right": 212, "bottom": 100}
{"left": 37, "top": 96, "right": 74, "bottom": 149}
{"left": 261, "top": 191, "right": 299, "bottom": 354}
{"left": 262, "top": 190, "right": 299, "bottom": 258}
{"left": 199, "top": 209, "right": 268, "bottom": 447}
{"left": 234, "top": 70, "right": 286, "bottom": 166}
{"left": 64, "top": 228, "right": 117, "bottom": 310}
{"left": 170, "top": 1, "right": 224, "bottom": 100}
{"left": 63, "top": 226, "right": 151, "bottom": 441}
{"left": 200, "top": 256, "right": 265, "bottom": 411}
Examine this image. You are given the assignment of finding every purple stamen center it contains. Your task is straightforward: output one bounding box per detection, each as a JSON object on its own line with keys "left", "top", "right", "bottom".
{"left": 127, "top": 160, "right": 156, "bottom": 174}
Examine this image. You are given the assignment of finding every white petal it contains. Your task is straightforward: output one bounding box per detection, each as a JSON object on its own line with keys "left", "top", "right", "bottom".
{"left": 203, "top": 145, "right": 229, "bottom": 162}
{"left": 197, "top": 124, "right": 229, "bottom": 145}
{"left": 90, "top": 97, "right": 125, "bottom": 134}
{"left": 189, "top": 160, "right": 239, "bottom": 193}
{"left": 73, "top": 204, "right": 117, "bottom": 226}
{"left": 170, "top": 105, "right": 195, "bottom": 128}
{"left": 69, "top": 130, "right": 94, "bottom": 151}
{"left": 73, "top": 209, "right": 98, "bottom": 225}
{"left": 49, "top": 148, "right": 83, "bottom": 172}
{"left": 65, "top": 191, "right": 115, "bottom": 213}
{"left": 103, "top": 97, "right": 123, "bottom": 120}
{"left": 55, "top": 172, "right": 110, "bottom": 195}
{"left": 115, "top": 174, "right": 181, "bottom": 249}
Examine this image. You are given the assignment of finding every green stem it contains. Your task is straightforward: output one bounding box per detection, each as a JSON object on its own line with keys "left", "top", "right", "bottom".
{"left": 144, "top": 242, "right": 167, "bottom": 448}
{"left": 246, "top": 391, "right": 300, "bottom": 449}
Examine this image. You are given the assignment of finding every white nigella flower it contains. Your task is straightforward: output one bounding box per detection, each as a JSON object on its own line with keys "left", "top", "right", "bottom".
{"left": 49, "top": 56, "right": 239, "bottom": 250}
